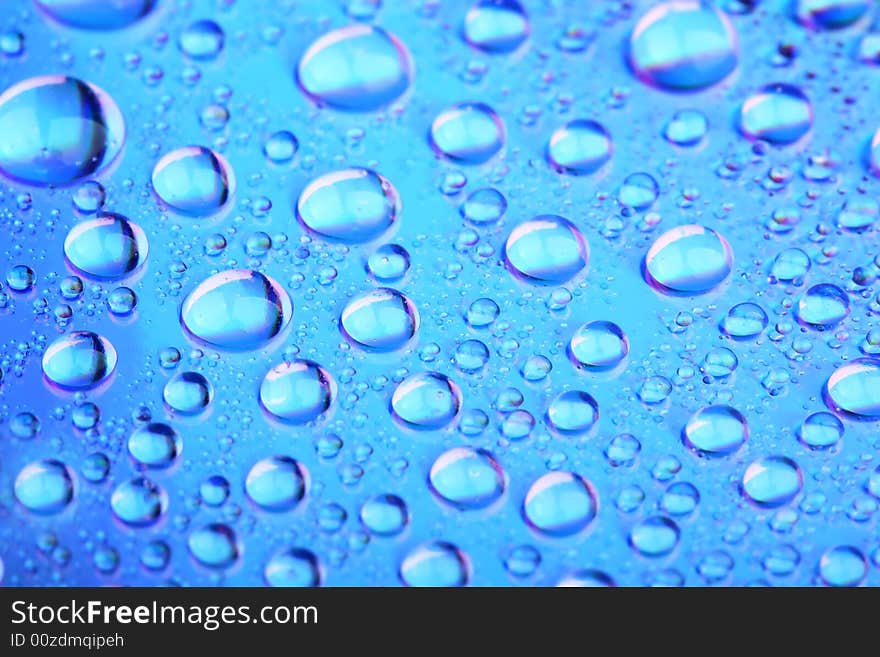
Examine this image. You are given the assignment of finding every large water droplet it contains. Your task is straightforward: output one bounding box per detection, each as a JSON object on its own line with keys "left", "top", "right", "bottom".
{"left": 741, "top": 456, "right": 803, "bottom": 508}
{"left": 628, "top": 516, "right": 680, "bottom": 557}
{"left": 683, "top": 405, "right": 748, "bottom": 457}
{"left": 180, "top": 269, "right": 292, "bottom": 351}
{"left": 819, "top": 546, "right": 867, "bottom": 587}
{"left": 35, "top": 0, "right": 157, "bottom": 30}
{"left": 795, "top": 283, "right": 849, "bottom": 330}
{"left": 245, "top": 456, "right": 307, "bottom": 512}
{"left": 296, "top": 168, "right": 400, "bottom": 243}
{"left": 771, "top": 247, "right": 811, "bottom": 282}
{"left": 14, "top": 460, "right": 74, "bottom": 515}
{"left": 522, "top": 471, "right": 598, "bottom": 536}
{"left": 128, "top": 422, "right": 182, "bottom": 469}
{"left": 64, "top": 212, "right": 148, "bottom": 281}
{"left": 0, "top": 76, "right": 124, "bottom": 186}
{"left": 264, "top": 548, "right": 321, "bottom": 587}
{"left": 400, "top": 541, "right": 470, "bottom": 587}
{"left": 462, "top": 0, "right": 530, "bottom": 54}
{"left": 644, "top": 224, "right": 733, "bottom": 295}
{"left": 546, "top": 119, "right": 613, "bottom": 175}
{"left": 504, "top": 215, "right": 589, "bottom": 286}
{"left": 795, "top": 0, "right": 872, "bottom": 30}
{"left": 568, "top": 320, "right": 629, "bottom": 371}
{"left": 340, "top": 288, "right": 419, "bottom": 352}
{"left": 739, "top": 84, "right": 813, "bottom": 145}
{"left": 429, "top": 103, "right": 505, "bottom": 164}
{"left": 823, "top": 358, "right": 880, "bottom": 420}
{"left": 390, "top": 372, "right": 462, "bottom": 430}
{"left": 151, "top": 146, "right": 233, "bottom": 217}
{"left": 42, "top": 331, "right": 117, "bottom": 391}
{"left": 296, "top": 25, "right": 412, "bottom": 112}
{"left": 259, "top": 359, "right": 336, "bottom": 424}
{"left": 428, "top": 447, "right": 506, "bottom": 510}
{"left": 797, "top": 411, "right": 844, "bottom": 450}
{"left": 110, "top": 476, "right": 168, "bottom": 527}
{"left": 188, "top": 523, "right": 239, "bottom": 569}
{"left": 628, "top": 1, "right": 738, "bottom": 91}
{"left": 546, "top": 390, "right": 599, "bottom": 436}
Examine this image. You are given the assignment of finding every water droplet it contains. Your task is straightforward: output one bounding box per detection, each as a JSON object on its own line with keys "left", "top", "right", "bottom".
{"left": 546, "top": 390, "right": 599, "bottom": 436}
{"left": 0, "top": 76, "right": 124, "bottom": 186}
{"left": 63, "top": 212, "right": 148, "bottom": 281}
{"left": 110, "top": 476, "right": 168, "bottom": 527}
{"left": 644, "top": 224, "right": 733, "bottom": 295}
{"left": 795, "top": 0, "right": 871, "bottom": 30}
{"left": 741, "top": 456, "right": 803, "bottom": 508}
{"left": 771, "top": 247, "right": 811, "bottom": 282}
{"left": 14, "top": 460, "right": 74, "bottom": 515}
{"left": 504, "top": 215, "right": 589, "bottom": 286}
{"left": 180, "top": 269, "right": 292, "bottom": 351}
{"left": 35, "top": 0, "right": 157, "bottom": 30}
{"left": 663, "top": 109, "right": 708, "bottom": 146}
{"left": 429, "top": 103, "right": 506, "bottom": 164}
{"left": 721, "top": 302, "right": 768, "bottom": 339}
{"left": 390, "top": 372, "right": 462, "bottom": 430}
{"left": 42, "top": 331, "right": 117, "bottom": 391}
{"left": 462, "top": 0, "right": 530, "bottom": 54}
{"left": 503, "top": 545, "right": 541, "bottom": 578}
{"left": 360, "top": 494, "right": 409, "bottom": 536}
{"left": 618, "top": 172, "right": 659, "bottom": 210}
{"left": 200, "top": 476, "right": 230, "bottom": 507}
{"left": 797, "top": 411, "right": 844, "bottom": 450}
{"left": 465, "top": 297, "right": 500, "bottom": 328}
{"left": 546, "top": 119, "right": 612, "bottom": 175}
{"left": 399, "top": 541, "right": 470, "bottom": 587}
{"left": 661, "top": 482, "right": 700, "bottom": 516}
{"left": 428, "top": 447, "right": 505, "bottom": 510}
{"left": 557, "top": 569, "right": 616, "bottom": 587}
{"left": 264, "top": 548, "right": 321, "bottom": 587}
{"left": 683, "top": 405, "right": 748, "bottom": 457}
{"left": 179, "top": 20, "right": 224, "bottom": 60}
{"left": 460, "top": 187, "right": 507, "bottom": 225}
{"left": 163, "top": 371, "right": 213, "bottom": 416}
{"left": 795, "top": 284, "right": 849, "bottom": 330}
{"left": 819, "top": 546, "right": 867, "bottom": 586}
{"left": 823, "top": 358, "right": 880, "bottom": 420}
{"left": 522, "top": 471, "right": 598, "bottom": 536}
{"left": 296, "top": 168, "right": 400, "bottom": 243}
{"left": 739, "top": 84, "right": 813, "bottom": 145}
{"left": 638, "top": 375, "right": 673, "bottom": 404}
{"left": 263, "top": 130, "right": 299, "bottom": 164}
{"left": 245, "top": 456, "right": 307, "bottom": 512}
{"left": 128, "top": 422, "right": 182, "bottom": 469}
{"left": 107, "top": 286, "right": 137, "bottom": 315}
{"left": 568, "top": 320, "right": 629, "bottom": 371}
{"left": 366, "top": 244, "right": 410, "bottom": 282}
{"left": 628, "top": 516, "right": 680, "bottom": 557}
{"left": 6, "top": 265, "right": 35, "bottom": 292}
{"left": 152, "top": 146, "right": 234, "bottom": 217}
{"left": 296, "top": 25, "right": 412, "bottom": 112}
{"left": 340, "top": 288, "right": 419, "bottom": 352}
{"left": 259, "top": 359, "right": 336, "bottom": 424}
{"left": 188, "top": 523, "right": 239, "bottom": 569}
{"left": 628, "top": 1, "right": 738, "bottom": 91}
{"left": 453, "top": 339, "right": 490, "bottom": 373}
{"left": 837, "top": 197, "right": 878, "bottom": 233}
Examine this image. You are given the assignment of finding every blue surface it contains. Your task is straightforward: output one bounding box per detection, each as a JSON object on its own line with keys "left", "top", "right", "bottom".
{"left": 1, "top": 0, "right": 880, "bottom": 587}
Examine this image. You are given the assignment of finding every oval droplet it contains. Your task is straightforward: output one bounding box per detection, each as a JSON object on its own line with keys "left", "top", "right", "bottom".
{"left": 546, "top": 390, "right": 599, "bottom": 436}
{"left": 399, "top": 541, "right": 470, "bottom": 587}
{"left": 42, "top": 331, "right": 117, "bottom": 391}
{"left": 663, "top": 109, "right": 708, "bottom": 146}
{"left": 64, "top": 212, "right": 148, "bottom": 281}
{"left": 522, "top": 471, "right": 598, "bottom": 536}
{"left": 739, "top": 84, "right": 813, "bottom": 145}
{"left": 188, "top": 523, "right": 239, "bottom": 569}
{"left": 259, "top": 359, "right": 336, "bottom": 424}
{"left": 628, "top": 516, "right": 680, "bottom": 557}
{"left": 819, "top": 546, "right": 868, "bottom": 587}
{"left": 340, "top": 288, "right": 419, "bottom": 352}
{"left": 741, "top": 456, "right": 803, "bottom": 508}
{"left": 163, "top": 371, "right": 213, "bottom": 415}
{"left": 797, "top": 411, "right": 844, "bottom": 450}
{"left": 359, "top": 494, "right": 409, "bottom": 536}
{"left": 390, "top": 371, "right": 462, "bottom": 431}
{"left": 264, "top": 548, "right": 322, "bottom": 587}
{"left": 546, "top": 119, "right": 613, "bottom": 175}
{"left": 504, "top": 215, "right": 589, "bottom": 286}
{"left": 721, "top": 302, "right": 768, "bottom": 339}
{"left": 771, "top": 247, "right": 811, "bottom": 282}
{"left": 795, "top": 283, "right": 850, "bottom": 330}
{"left": 823, "top": 358, "right": 880, "bottom": 420}
{"left": 429, "top": 103, "right": 505, "bottom": 164}
{"left": 179, "top": 20, "right": 224, "bottom": 60}
{"left": 462, "top": 0, "right": 530, "bottom": 54}
{"left": 151, "top": 146, "right": 234, "bottom": 217}
{"left": 14, "top": 460, "right": 74, "bottom": 515}
{"left": 128, "top": 422, "right": 182, "bottom": 469}
{"left": 683, "top": 405, "right": 748, "bottom": 457}
{"left": 428, "top": 447, "right": 506, "bottom": 510}
{"left": 35, "top": 0, "right": 156, "bottom": 30}
{"left": 795, "top": 0, "right": 871, "bottom": 30}
{"left": 568, "top": 320, "right": 629, "bottom": 371}
{"left": 110, "top": 476, "right": 168, "bottom": 527}
{"left": 245, "top": 456, "right": 307, "bottom": 512}
{"left": 644, "top": 224, "right": 733, "bottom": 295}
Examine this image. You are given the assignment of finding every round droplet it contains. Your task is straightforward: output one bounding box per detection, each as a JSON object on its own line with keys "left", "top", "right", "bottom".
{"left": 163, "top": 371, "right": 213, "bottom": 415}
{"left": 264, "top": 548, "right": 321, "bottom": 587}
{"left": 110, "top": 477, "right": 168, "bottom": 527}
{"left": 742, "top": 456, "right": 803, "bottom": 508}
{"left": 10, "top": 412, "right": 40, "bottom": 439}
{"left": 0, "top": 76, "right": 124, "bottom": 186}
{"left": 429, "top": 103, "right": 506, "bottom": 164}
{"left": 523, "top": 471, "right": 598, "bottom": 536}
{"left": 644, "top": 224, "right": 733, "bottom": 295}
{"left": 64, "top": 213, "right": 148, "bottom": 280}
{"left": 366, "top": 244, "right": 410, "bottom": 282}
{"left": 428, "top": 447, "right": 505, "bottom": 510}
{"left": 462, "top": 0, "right": 530, "bottom": 54}
{"left": 296, "top": 168, "right": 400, "bottom": 243}
{"left": 568, "top": 320, "right": 629, "bottom": 371}
{"left": 14, "top": 460, "right": 74, "bottom": 515}
{"left": 360, "top": 494, "right": 409, "bottom": 536}
{"left": 618, "top": 172, "right": 659, "bottom": 210}
{"left": 340, "top": 288, "right": 419, "bottom": 352}
{"left": 188, "top": 523, "right": 238, "bottom": 569}
{"left": 628, "top": 516, "right": 680, "bottom": 557}
{"left": 771, "top": 247, "right": 811, "bottom": 282}
{"left": 546, "top": 119, "right": 612, "bottom": 175}
{"left": 819, "top": 546, "right": 867, "bottom": 586}
{"left": 453, "top": 339, "right": 490, "bottom": 373}
{"left": 107, "top": 286, "right": 137, "bottom": 315}
{"left": 795, "top": 284, "right": 849, "bottom": 330}
{"left": 546, "top": 390, "right": 599, "bottom": 436}
{"left": 200, "top": 476, "right": 230, "bottom": 507}
{"left": 152, "top": 146, "right": 233, "bottom": 217}
{"left": 245, "top": 456, "right": 307, "bottom": 512}
{"left": 504, "top": 215, "right": 589, "bottom": 286}
{"left": 837, "top": 197, "right": 878, "bottom": 233}
{"left": 739, "top": 84, "right": 813, "bottom": 145}
{"left": 504, "top": 545, "right": 541, "bottom": 578}
{"left": 259, "top": 359, "right": 336, "bottom": 424}
{"left": 683, "top": 405, "right": 748, "bottom": 457}
{"left": 296, "top": 25, "right": 412, "bottom": 112}
{"left": 35, "top": 0, "right": 156, "bottom": 30}
{"left": 6, "top": 265, "right": 35, "bottom": 292}
{"left": 128, "top": 422, "right": 182, "bottom": 469}
{"left": 42, "top": 331, "right": 117, "bottom": 391}
{"left": 628, "top": 2, "right": 738, "bottom": 91}
{"left": 263, "top": 130, "right": 299, "bottom": 164}
{"left": 180, "top": 269, "right": 292, "bottom": 351}
{"left": 721, "top": 302, "right": 768, "bottom": 339}
{"left": 460, "top": 187, "right": 507, "bottom": 225}
{"left": 663, "top": 109, "right": 708, "bottom": 146}
{"left": 661, "top": 482, "right": 700, "bottom": 516}
{"left": 798, "top": 412, "right": 844, "bottom": 450}
{"left": 179, "top": 20, "right": 224, "bottom": 60}
{"left": 795, "top": 0, "right": 871, "bottom": 30}
{"left": 823, "top": 358, "right": 880, "bottom": 420}
{"left": 390, "top": 372, "right": 462, "bottom": 430}
{"left": 465, "top": 297, "right": 500, "bottom": 328}
{"left": 639, "top": 375, "right": 673, "bottom": 404}
{"left": 399, "top": 541, "right": 470, "bottom": 587}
